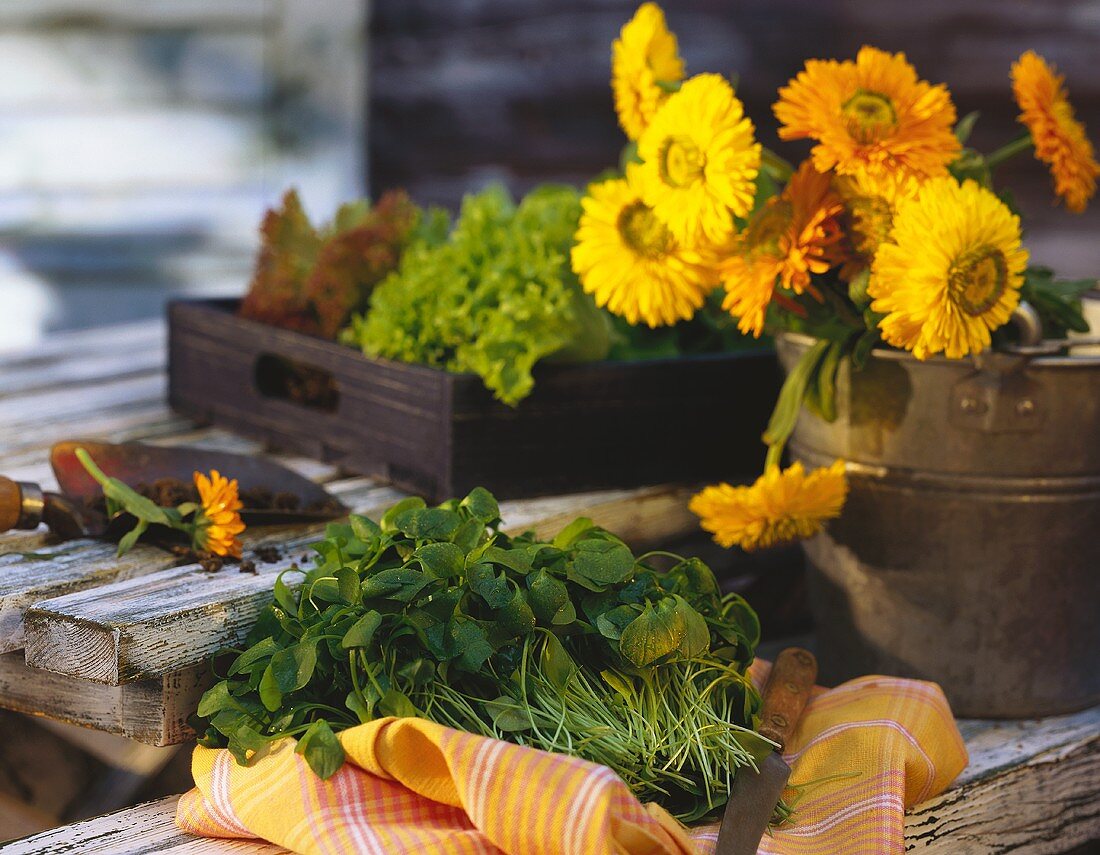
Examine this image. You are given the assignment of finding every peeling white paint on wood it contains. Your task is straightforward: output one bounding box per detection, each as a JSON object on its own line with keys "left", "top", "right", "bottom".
{"left": 905, "top": 707, "right": 1100, "bottom": 852}
{"left": 0, "top": 654, "right": 207, "bottom": 746}
{"left": 0, "top": 796, "right": 288, "bottom": 854}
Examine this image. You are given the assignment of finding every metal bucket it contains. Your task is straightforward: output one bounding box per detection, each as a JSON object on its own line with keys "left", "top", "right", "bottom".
{"left": 778, "top": 331, "right": 1100, "bottom": 717}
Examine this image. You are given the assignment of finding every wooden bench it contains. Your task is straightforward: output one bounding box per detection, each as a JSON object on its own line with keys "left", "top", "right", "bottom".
{"left": 0, "top": 322, "right": 1096, "bottom": 852}
{"left": 2, "top": 706, "right": 1095, "bottom": 853}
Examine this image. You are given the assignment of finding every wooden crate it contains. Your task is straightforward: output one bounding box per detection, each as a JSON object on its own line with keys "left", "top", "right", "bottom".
{"left": 168, "top": 299, "right": 779, "bottom": 501}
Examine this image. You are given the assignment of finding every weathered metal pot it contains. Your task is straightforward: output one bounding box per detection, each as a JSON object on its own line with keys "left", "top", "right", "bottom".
{"left": 778, "top": 331, "right": 1100, "bottom": 717}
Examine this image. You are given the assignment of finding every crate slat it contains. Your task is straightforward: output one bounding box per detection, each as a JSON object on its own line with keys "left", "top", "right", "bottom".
{"left": 169, "top": 299, "right": 780, "bottom": 501}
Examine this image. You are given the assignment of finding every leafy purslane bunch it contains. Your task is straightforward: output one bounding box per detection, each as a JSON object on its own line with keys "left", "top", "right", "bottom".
{"left": 196, "top": 489, "right": 769, "bottom": 821}
{"left": 579, "top": 4, "right": 1099, "bottom": 553}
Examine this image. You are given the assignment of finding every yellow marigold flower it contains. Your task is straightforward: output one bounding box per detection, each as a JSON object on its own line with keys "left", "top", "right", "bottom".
{"left": 869, "top": 177, "right": 1029, "bottom": 360}
{"left": 572, "top": 165, "right": 719, "bottom": 327}
{"left": 1011, "top": 51, "right": 1098, "bottom": 213}
{"left": 612, "top": 3, "right": 686, "bottom": 141}
{"left": 690, "top": 460, "right": 849, "bottom": 552}
{"left": 193, "top": 469, "right": 245, "bottom": 559}
{"left": 637, "top": 73, "right": 761, "bottom": 244}
{"left": 719, "top": 161, "right": 845, "bottom": 336}
{"left": 774, "top": 46, "right": 960, "bottom": 182}
{"left": 833, "top": 169, "right": 922, "bottom": 278}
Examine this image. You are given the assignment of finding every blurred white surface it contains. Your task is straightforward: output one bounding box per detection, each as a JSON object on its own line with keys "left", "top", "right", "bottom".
{"left": 0, "top": 0, "right": 367, "bottom": 351}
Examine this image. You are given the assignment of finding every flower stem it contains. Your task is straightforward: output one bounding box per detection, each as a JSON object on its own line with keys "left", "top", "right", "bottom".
{"left": 985, "top": 134, "right": 1034, "bottom": 170}
{"left": 74, "top": 447, "right": 110, "bottom": 487}
{"left": 761, "top": 148, "right": 795, "bottom": 183}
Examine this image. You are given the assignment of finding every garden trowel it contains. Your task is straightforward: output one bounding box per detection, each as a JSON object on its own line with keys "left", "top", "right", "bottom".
{"left": 715, "top": 647, "right": 818, "bottom": 855}
{"left": 0, "top": 440, "right": 346, "bottom": 540}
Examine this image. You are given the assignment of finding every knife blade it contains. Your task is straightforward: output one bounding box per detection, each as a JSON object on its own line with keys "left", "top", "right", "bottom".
{"left": 715, "top": 647, "right": 818, "bottom": 855}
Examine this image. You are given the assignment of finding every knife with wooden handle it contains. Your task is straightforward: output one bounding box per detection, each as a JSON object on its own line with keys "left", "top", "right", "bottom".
{"left": 0, "top": 475, "right": 86, "bottom": 539}
{"left": 715, "top": 647, "right": 818, "bottom": 855}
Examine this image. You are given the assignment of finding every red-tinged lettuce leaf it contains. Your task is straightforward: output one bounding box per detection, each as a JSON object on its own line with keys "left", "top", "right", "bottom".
{"left": 306, "top": 190, "right": 419, "bottom": 338}
{"left": 240, "top": 188, "right": 419, "bottom": 339}
{"left": 239, "top": 188, "right": 323, "bottom": 333}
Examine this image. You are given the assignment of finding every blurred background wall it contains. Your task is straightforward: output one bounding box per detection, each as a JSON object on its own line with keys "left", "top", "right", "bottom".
{"left": 0, "top": 0, "right": 366, "bottom": 350}
{"left": 1, "top": 0, "right": 1098, "bottom": 352}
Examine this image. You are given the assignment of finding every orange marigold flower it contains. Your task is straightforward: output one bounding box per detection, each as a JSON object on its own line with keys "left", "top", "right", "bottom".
{"left": 833, "top": 169, "right": 922, "bottom": 279}
{"left": 193, "top": 469, "right": 245, "bottom": 559}
{"left": 691, "top": 460, "right": 849, "bottom": 552}
{"left": 719, "top": 161, "right": 845, "bottom": 336}
{"left": 1011, "top": 51, "right": 1098, "bottom": 213}
{"left": 774, "top": 46, "right": 960, "bottom": 182}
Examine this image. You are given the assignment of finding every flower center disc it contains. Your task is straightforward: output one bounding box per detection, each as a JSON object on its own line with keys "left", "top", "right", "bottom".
{"left": 846, "top": 195, "right": 894, "bottom": 257}
{"left": 618, "top": 200, "right": 672, "bottom": 258}
{"left": 841, "top": 90, "right": 898, "bottom": 143}
{"left": 660, "top": 136, "right": 706, "bottom": 187}
{"left": 745, "top": 200, "right": 793, "bottom": 257}
{"left": 948, "top": 245, "right": 1009, "bottom": 316}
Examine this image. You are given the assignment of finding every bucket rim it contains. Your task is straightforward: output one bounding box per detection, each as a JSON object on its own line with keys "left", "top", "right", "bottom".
{"left": 778, "top": 331, "right": 1100, "bottom": 367}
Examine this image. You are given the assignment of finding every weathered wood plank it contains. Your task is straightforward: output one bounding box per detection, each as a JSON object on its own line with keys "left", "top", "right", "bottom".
{"left": 905, "top": 707, "right": 1100, "bottom": 852}
{"left": 0, "top": 654, "right": 207, "bottom": 747}
{"left": 0, "top": 373, "right": 165, "bottom": 436}
{"left": 3, "top": 707, "right": 1097, "bottom": 853}
{"left": 0, "top": 404, "right": 191, "bottom": 463}
{"left": 0, "top": 320, "right": 164, "bottom": 368}
{"left": 0, "top": 796, "right": 286, "bottom": 854}
{"left": 0, "top": 345, "right": 165, "bottom": 398}
{"left": 1, "top": 476, "right": 390, "bottom": 657}
{"left": 23, "top": 485, "right": 697, "bottom": 684}
{"left": 0, "top": 538, "right": 181, "bottom": 655}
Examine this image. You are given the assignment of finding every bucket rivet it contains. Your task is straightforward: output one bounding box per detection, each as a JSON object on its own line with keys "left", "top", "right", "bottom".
{"left": 960, "top": 396, "right": 986, "bottom": 414}
{"left": 1016, "top": 399, "right": 1035, "bottom": 416}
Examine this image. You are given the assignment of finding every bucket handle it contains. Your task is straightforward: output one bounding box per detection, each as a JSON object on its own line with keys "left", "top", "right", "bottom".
{"left": 1005, "top": 301, "right": 1100, "bottom": 356}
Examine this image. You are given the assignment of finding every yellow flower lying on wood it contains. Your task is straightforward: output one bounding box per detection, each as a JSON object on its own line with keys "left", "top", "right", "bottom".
{"left": 638, "top": 73, "right": 761, "bottom": 244}
{"left": 690, "top": 460, "right": 849, "bottom": 551}
{"left": 572, "top": 165, "right": 719, "bottom": 327}
{"left": 193, "top": 469, "right": 245, "bottom": 558}
{"left": 1011, "top": 51, "right": 1099, "bottom": 213}
{"left": 833, "top": 170, "right": 922, "bottom": 280}
{"left": 612, "top": 2, "right": 686, "bottom": 141}
{"left": 774, "top": 46, "right": 960, "bottom": 182}
{"left": 869, "top": 177, "right": 1028, "bottom": 360}
{"left": 720, "top": 161, "right": 845, "bottom": 337}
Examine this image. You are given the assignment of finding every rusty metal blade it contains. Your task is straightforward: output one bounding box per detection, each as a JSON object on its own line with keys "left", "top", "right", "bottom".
{"left": 50, "top": 440, "right": 346, "bottom": 523}
{"left": 715, "top": 751, "right": 790, "bottom": 855}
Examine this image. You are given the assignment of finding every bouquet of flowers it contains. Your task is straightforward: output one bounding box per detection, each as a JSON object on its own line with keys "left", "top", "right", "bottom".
{"left": 572, "top": 3, "right": 1097, "bottom": 552}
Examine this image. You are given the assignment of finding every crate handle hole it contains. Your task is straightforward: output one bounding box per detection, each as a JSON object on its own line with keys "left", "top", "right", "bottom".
{"left": 253, "top": 354, "right": 340, "bottom": 413}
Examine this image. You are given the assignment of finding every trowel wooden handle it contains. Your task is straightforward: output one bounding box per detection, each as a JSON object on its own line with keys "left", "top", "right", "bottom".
{"left": 0, "top": 476, "right": 45, "bottom": 532}
{"left": 758, "top": 647, "right": 818, "bottom": 751}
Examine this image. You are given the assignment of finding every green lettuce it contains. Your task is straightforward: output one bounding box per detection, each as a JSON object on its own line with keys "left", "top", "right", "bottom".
{"left": 343, "top": 185, "right": 610, "bottom": 405}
